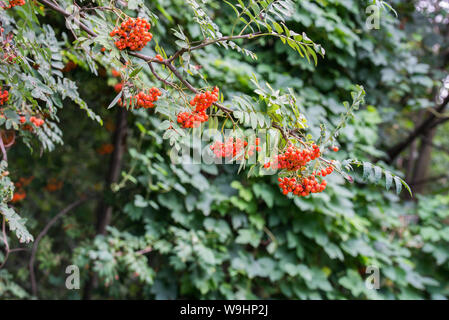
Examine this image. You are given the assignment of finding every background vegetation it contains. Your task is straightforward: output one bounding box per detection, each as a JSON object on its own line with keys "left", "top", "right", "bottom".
{"left": 1, "top": 0, "right": 449, "bottom": 300}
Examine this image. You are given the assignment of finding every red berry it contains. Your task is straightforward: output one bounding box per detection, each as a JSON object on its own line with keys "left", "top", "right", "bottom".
{"left": 118, "top": 87, "right": 161, "bottom": 109}
{"left": 111, "top": 69, "right": 121, "bottom": 77}
{"left": 5, "top": 0, "right": 25, "bottom": 8}
{"left": 110, "top": 18, "right": 153, "bottom": 51}
{"left": 0, "top": 89, "right": 9, "bottom": 105}
{"left": 189, "top": 88, "right": 219, "bottom": 112}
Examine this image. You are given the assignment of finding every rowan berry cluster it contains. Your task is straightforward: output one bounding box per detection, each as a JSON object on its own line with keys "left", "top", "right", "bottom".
{"left": 0, "top": 89, "right": 9, "bottom": 105}
{"left": 114, "top": 83, "right": 123, "bottom": 93}
{"left": 19, "top": 116, "right": 44, "bottom": 127}
{"left": 135, "top": 88, "right": 161, "bottom": 108}
{"left": 177, "top": 88, "right": 220, "bottom": 128}
{"left": 11, "top": 176, "right": 33, "bottom": 203}
{"left": 210, "top": 137, "right": 262, "bottom": 159}
{"left": 111, "top": 69, "right": 121, "bottom": 77}
{"left": 316, "top": 165, "right": 334, "bottom": 177}
{"left": 44, "top": 178, "right": 63, "bottom": 192}
{"left": 278, "top": 175, "right": 327, "bottom": 197}
{"left": 62, "top": 61, "right": 77, "bottom": 73}
{"left": 1, "top": 52, "right": 16, "bottom": 64}
{"left": 96, "top": 143, "right": 114, "bottom": 155}
{"left": 210, "top": 137, "right": 246, "bottom": 158}
{"left": 11, "top": 190, "right": 26, "bottom": 202}
{"left": 4, "top": 0, "right": 25, "bottom": 8}
{"left": 118, "top": 88, "right": 162, "bottom": 109}
{"left": 177, "top": 111, "right": 208, "bottom": 128}
{"left": 110, "top": 17, "right": 153, "bottom": 51}
{"left": 264, "top": 144, "right": 320, "bottom": 171}
{"left": 0, "top": 129, "right": 14, "bottom": 147}
{"left": 31, "top": 116, "right": 44, "bottom": 127}
{"left": 190, "top": 87, "right": 219, "bottom": 112}
{"left": 0, "top": 27, "right": 17, "bottom": 63}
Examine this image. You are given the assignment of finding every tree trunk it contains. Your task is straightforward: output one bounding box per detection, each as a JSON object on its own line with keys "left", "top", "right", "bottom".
{"left": 95, "top": 108, "right": 128, "bottom": 234}
{"left": 405, "top": 139, "right": 417, "bottom": 183}
{"left": 386, "top": 95, "right": 449, "bottom": 162}
{"left": 410, "top": 128, "right": 436, "bottom": 194}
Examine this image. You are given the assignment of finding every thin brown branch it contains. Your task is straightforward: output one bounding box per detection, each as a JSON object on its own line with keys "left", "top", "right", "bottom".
{"left": 0, "top": 135, "right": 7, "bottom": 162}
{"left": 411, "top": 174, "right": 449, "bottom": 186}
{"left": 165, "top": 63, "right": 198, "bottom": 93}
{"left": 272, "top": 123, "right": 289, "bottom": 142}
{"left": 148, "top": 62, "right": 175, "bottom": 88}
{"left": 29, "top": 196, "right": 92, "bottom": 297}
{"left": 168, "top": 32, "right": 263, "bottom": 62}
{"left": 9, "top": 247, "right": 28, "bottom": 253}
{"left": 0, "top": 216, "right": 29, "bottom": 268}
{"left": 0, "top": 216, "right": 10, "bottom": 268}
{"left": 386, "top": 94, "right": 449, "bottom": 162}
{"left": 115, "top": 246, "right": 152, "bottom": 257}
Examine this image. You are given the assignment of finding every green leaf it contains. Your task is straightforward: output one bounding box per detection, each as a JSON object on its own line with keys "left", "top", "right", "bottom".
{"left": 394, "top": 176, "right": 402, "bottom": 194}
{"left": 1, "top": 204, "right": 33, "bottom": 243}
{"left": 108, "top": 91, "right": 123, "bottom": 109}
{"left": 363, "top": 162, "right": 372, "bottom": 180}
{"left": 129, "top": 66, "right": 143, "bottom": 78}
{"left": 385, "top": 171, "right": 393, "bottom": 191}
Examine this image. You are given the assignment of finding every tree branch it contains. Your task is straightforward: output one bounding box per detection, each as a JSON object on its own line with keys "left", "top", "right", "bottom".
{"left": 29, "top": 196, "right": 92, "bottom": 298}
{"left": 0, "top": 216, "right": 10, "bottom": 268}
{"left": 386, "top": 94, "right": 449, "bottom": 162}
{"left": 0, "top": 135, "right": 7, "bottom": 162}
{"left": 168, "top": 32, "right": 263, "bottom": 62}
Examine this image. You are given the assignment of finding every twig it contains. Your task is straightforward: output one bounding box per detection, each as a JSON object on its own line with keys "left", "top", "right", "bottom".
{"left": 168, "top": 33, "right": 263, "bottom": 62}
{"left": 0, "top": 135, "right": 7, "bottom": 162}
{"left": 0, "top": 214, "right": 30, "bottom": 269}
{"left": 0, "top": 216, "right": 10, "bottom": 268}
{"left": 412, "top": 174, "right": 449, "bottom": 186}
{"left": 387, "top": 94, "right": 449, "bottom": 162}
{"left": 148, "top": 62, "right": 176, "bottom": 88}
{"left": 29, "top": 196, "right": 92, "bottom": 297}
{"left": 115, "top": 246, "right": 152, "bottom": 257}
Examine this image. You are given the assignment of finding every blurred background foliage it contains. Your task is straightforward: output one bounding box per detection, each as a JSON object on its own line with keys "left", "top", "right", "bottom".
{"left": 2, "top": 0, "right": 449, "bottom": 299}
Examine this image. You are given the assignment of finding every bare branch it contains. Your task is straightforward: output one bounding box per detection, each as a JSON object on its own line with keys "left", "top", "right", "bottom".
{"left": 386, "top": 94, "right": 449, "bottom": 162}
{"left": 168, "top": 32, "right": 263, "bottom": 62}
{"left": 29, "top": 196, "right": 93, "bottom": 297}
{"left": 0, "top": 135, "right": 7, "bottom": 162}
{"left": 0, "top": 216, "right": 10, "bottom": 268}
